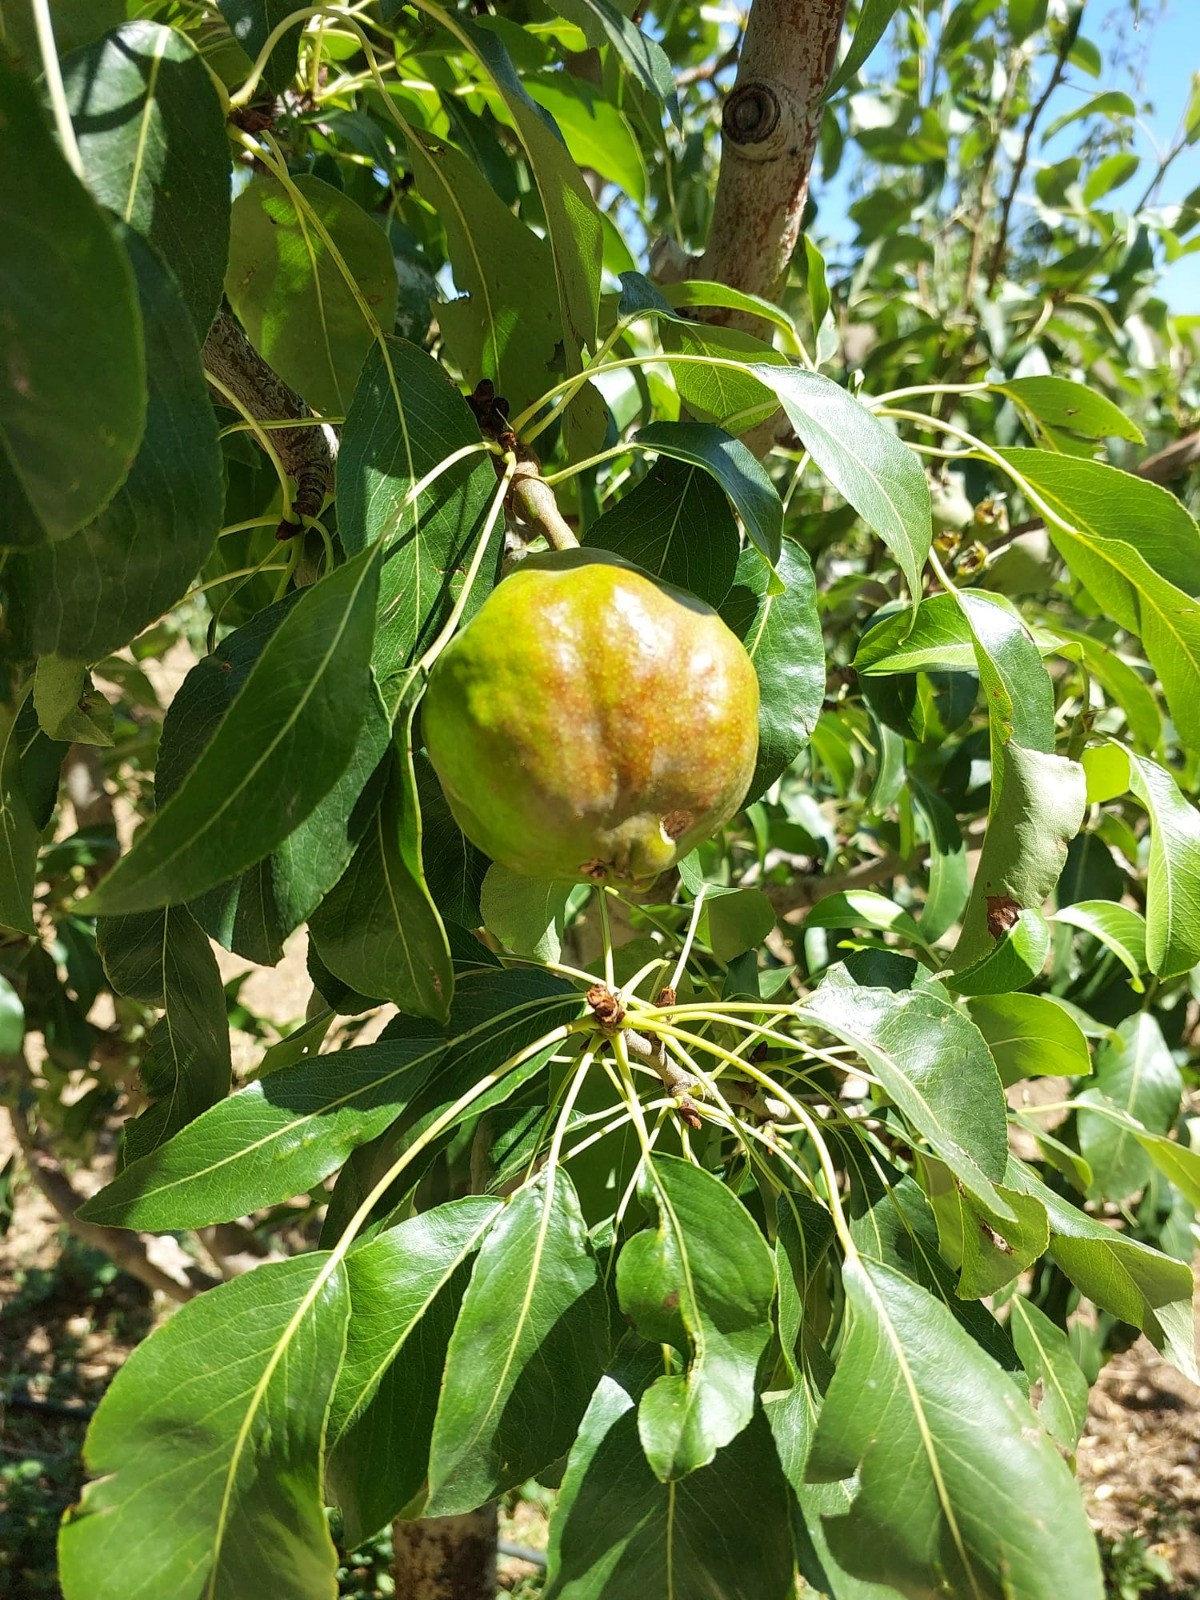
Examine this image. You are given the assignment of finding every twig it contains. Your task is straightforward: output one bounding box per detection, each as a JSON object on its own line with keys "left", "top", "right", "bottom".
{"left": 5, "top": 1078, "right": 218, "bottom": 1303}
{"left": 202, "top": 310, "right": 336, "bottom": 538}
{"left": 962, "top": 46, "right": 1025, "bottom": 306}
{"left": 1135, "top": 429, "right": 1200, "bottom": 486}
{"left": 985, "top": 8, "right": 1081, "bottom": 291}
{"left": 510, "top": 452, "right": 579, "bottom": 550}
{"left": 677, "top": 41, "right": 740, "bottom": 88}
{"left": 767, "top": 817, "right": 989, "bottom": 918}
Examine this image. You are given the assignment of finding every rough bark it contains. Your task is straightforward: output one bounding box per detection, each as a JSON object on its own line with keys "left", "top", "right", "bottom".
{"left": 201, "top": 309, "right": 336, "bottom": 536}
{"left": 392, "top": 1506, "right": 498, "bottom": 1600}
{"left": 693, "top": 0, "right": 849, "bottom": 331}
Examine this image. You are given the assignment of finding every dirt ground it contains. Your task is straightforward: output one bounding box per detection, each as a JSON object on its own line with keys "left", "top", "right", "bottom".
{"left": 1078, "top": 1316, "right": 1200, "bottom": 1590}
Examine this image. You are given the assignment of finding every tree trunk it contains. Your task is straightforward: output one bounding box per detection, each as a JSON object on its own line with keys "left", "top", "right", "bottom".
{"left": 391, "top": 1506, "right": 497, "bottom": 1600}
{"left": 694, "top": 0, "right": 849, "bottom": 330}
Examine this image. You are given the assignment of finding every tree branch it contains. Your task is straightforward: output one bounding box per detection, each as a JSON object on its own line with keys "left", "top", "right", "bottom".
{"left": 510, "top": 455, "right": 579, "bottom": 551}
{"left": 962, "top": 46, "right": 1025, "bottom": 307}
{"left": 5, "top": 1076, "right": 218, "bottom": 1303}
{"left": 677, "top": 40, "right": 740, "bottom": 89}
{"left": 693, "top": 0, "right": 849, "bottom": 331}
{"left": 1135, "top": 428, "right": 1200, "bottom": 486}
{"left": 985, "top": 9, "right": 1081, "bottom": 292}
{"left": 202, "top": 309, "right": 336, "bottom": 537}
{"left": 766, "top": 818, "right": 989, "bottom": 918}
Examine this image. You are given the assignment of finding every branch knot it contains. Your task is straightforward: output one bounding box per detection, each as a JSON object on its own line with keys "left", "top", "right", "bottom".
{"left": 722, "top": 81, "right": 781, "bottom": 147}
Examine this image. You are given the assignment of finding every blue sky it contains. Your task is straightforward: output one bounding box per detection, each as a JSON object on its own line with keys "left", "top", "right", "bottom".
{"left": 816, "top": 0, "right": 1199, "bottom": 311}
{"left": 1094, "top": 0, "right": 1199, "bottom": 310}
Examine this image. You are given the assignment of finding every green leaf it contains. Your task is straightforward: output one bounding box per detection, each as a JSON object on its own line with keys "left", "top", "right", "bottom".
{"left": 1068, "top": 34, "right": 1102, "bottom": 78}
{"left": 218, "top": 0, "right": 303, "bottom": 94}
{"left": 946, "top": 907, "right": 1051, "bottom": 995}
{"left": 59, "top": 1255, "right": 347, "bottom": 1600}
{"left": 541, "top": 0, "right": 677, "bottom": 110}
{"left": 958, "top": 741, "right": 1085, "bottom": 965}
{"left": 826, "top": 0, "right": 905, "bottom": 95}
{"left": 310, "top": 717, "right": 453, "bottom": 1024}
{"left": 767, "top": 1380, "right": 895, "bottom": 1600}
{"left": 327, "top": 1195, "right": 502, "bottom": 1543}
{"left": 155, "top": 599, "right": 392, "bottom": 965}
{"left": 97, "top": 906, "right": 231, "bottom": 1161}
{"left": 756, "top": 367, "right": 931, "bottom": 599}
{"left": 846, "top": 1175, "right": 1021, "bottom": 1374}
{"left": 919, "top": 591, "right": 1085, "bottom": 965}
{"left": 87, "top": 968, "right": 576, "bottom": 1232}
{"left": 527, "top": 77, "right": 645, "bottom": 204}
{"left": 6, "top": 226, "right": 222, "bottom": 662}
{"left": 774, "top": 1192, "right": 837, "bottom": 1385}
{"left": 664, "top": 278, "right": 801, "bottom": 344}
{"left": 1082, "top": 150, "right": 1138, "bottom": 204}
{"left": 997, "top": 448, "right": 1200, "bottom": 746}
{"left": 226, "top": 172, "right": 398, "bottom": 416}
{"left": 1002, "top": 447, "right": 1200, "bottom": 598}
{"left": 584, "top": 457, "right": 740, "bottom": 609}
{"left": 807, "top": 1258, "right": 1103, "bottom": 1598}
{"left": 0, "top": 691, "right": 42, "bottom": 936}
{"left": 400, "top": 125, "right": 561, "bottom": 414}
{"left": 921, "top": 1157, "right": 1049, "bottom": 1298}
{"left": 78, "top": 545, "right": 381, "bottom": 914}
{"left": 0, "top": 56, "right": 145, "bottom": 541}
{"left": 0, "top": 972, "right": 23, "bottom": 1054}
{"left": 804, "top": 889, "right": 927, "bottom": 948}
{"left": 636, "top": 420, "right": 783, "bottom": 566}
{"left": 79, "top": 1032, "right": 444, "bottom": 1230}
{"left": 0, "top": 0, "right": 125, "bottom": 66}
{"left": 1043, "top": 89, "right": 1136, "bottom": 142}
{"left": 1006, "top": 0, "right": 1048, "bottom": 42}
{"left": 911, "top": 779, "right": 969, "bottom": 942}
{"left": 1077, "top": 1013, "right": 1182, "bottom": 1202}
{"left": 426, "top": 1167, "right": 610, "bottom": 1514}
{"left": 1051, "top": 626, "right": 1161, "bottom": 750}
{"left": 1053, "top": 899, "right": 1148, "bottom": 989}
{"left": 32, "top": 659, "right": 113, "bottom": 746}
{"left": 480, "top": 864, "right": 579, "bottom": 962}
{"left": 994, "top": 376, "right": 1144, "bottom": 444}
{"left": 459, "top": 18, "right": 603, "bottom": 363}
{"left": 665, "top": 323, "right": 783, "bottom": 434}
{"left": 62, "top": 21, "right": 231, "bottom": 333}
{"left": 319, "top": 967, "right": 578, "bottom": 1246}
{"left": 1008, "top": 1296, "right": 1090, "bottom": 1452}
{"left": 337, "top": 336, "right": 501, "bottom": 697}
{"left": 1124, "top": 750, "right": 1200, "bottom": 977}
{"left": 616, "top": 1155, "right": 774, "bottom": 1481}
{"left": 1006, "top": 1155, "right": 1198, "bottom": 1382}
{"left": 720, "top": 541, "right": 824, "bottom": 800}
{"left": 854, "top": 591, "right": 986, "bottom": 676}
{"left": 1128, "top": 1126, "right": 1200, "bottom": 1209}
{"left": 416, "top": 752, "right": 489, "bottom": 929}
{"left": 703, "top": 887, "right": 777, "bottom": 964}
{"left": 803, "top": 975, "right": 1010, "bottom": 1206}
{"left": 546, "top": 1367, "right": 795, "bottom": 1600}
{"left": 967, "top": 992, "right": 1090, "bottom": 1086}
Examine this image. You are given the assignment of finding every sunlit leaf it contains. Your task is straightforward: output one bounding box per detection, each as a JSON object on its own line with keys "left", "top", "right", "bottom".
{"left": 60, "top": 1256, "right": 348, "bottom": 1600}
{"left": 807, "top": 1258, "right": 1103, "bottom": 1598}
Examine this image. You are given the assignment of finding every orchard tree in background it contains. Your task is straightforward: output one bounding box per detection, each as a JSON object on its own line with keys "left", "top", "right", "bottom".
{"left": 1, "top": 0, "right": 1199, "bottom": 1595}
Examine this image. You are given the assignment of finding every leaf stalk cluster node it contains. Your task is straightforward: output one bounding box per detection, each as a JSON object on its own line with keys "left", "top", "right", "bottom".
{"left": 586, "top": 983, "right": 703, "bottom": 1128}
